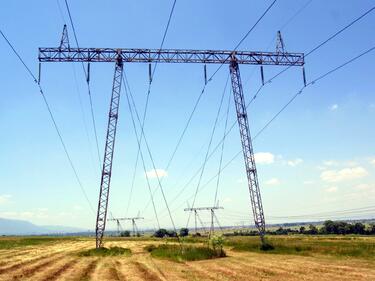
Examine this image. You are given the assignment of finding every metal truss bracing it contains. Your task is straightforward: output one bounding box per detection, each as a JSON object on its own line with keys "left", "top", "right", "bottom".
{"left": 95, "top": 57, "right": 124, "bottom": 248}
{"left": 59, "top": 25, "right": 70, "bottom": 50}
{"left": 229, "top": 58, "right": 266, "bottom": 242}
{"left": 39, "top": 47, "right": 304, "bottom": 66}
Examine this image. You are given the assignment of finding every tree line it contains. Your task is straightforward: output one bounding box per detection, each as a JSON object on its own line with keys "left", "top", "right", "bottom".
{"left": 227, "top": 220, "right": 375, "bottom": 236}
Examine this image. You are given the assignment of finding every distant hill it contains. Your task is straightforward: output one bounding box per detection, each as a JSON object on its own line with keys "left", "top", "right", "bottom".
{"left": 0, "top": 218, "right": 86, "bottom": 235}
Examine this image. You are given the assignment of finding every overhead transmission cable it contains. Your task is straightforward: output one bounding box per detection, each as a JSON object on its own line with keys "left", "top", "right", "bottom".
{"left": 186, "top": 75, "right": 230, "bottom": 228}
{"left": 123, "top": 74, "right": 161, "bottom": 229}
{"left": 124, "top": 78, "right": 180, "bottom": 240}
{"left": 161, "top": 7, "right": 375, "bottom": 211}
{"left": 249, "top": 5, "right": 375, "bottom": 103}
{"left": 158, "top": 45, "right": 375, "bottom": 218}
{"left": 0, "top": 29, "right": 95, "bottom": 214}
{"left": 143, "top": 0, "right": 278, "bottom": 215}
{"left": 126, "top": 0, "right": 177, "bottom": 216}
{"left": 55, "top": 0, "right": 98, "bottom": 178}
{"left": 64, "top": 0, "right": 102, "bottom": 167}
{"left": 213, "top": 86, "right": 232, "bottom": 207}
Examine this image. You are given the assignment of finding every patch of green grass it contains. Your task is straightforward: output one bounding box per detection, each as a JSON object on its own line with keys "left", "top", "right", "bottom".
{"left": 145, "top": 244, "right": 226, "bottom": 262}
{"left": 78, "top": 246, "right": 131, "bottom": 257}
{"left": 226, "top": 235, "right": 375, "bottom": 259}
{"left": 0, "top": 236, "right": 74, "bottom": 249}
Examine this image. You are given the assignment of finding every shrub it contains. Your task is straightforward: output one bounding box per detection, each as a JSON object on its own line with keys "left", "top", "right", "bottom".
{"left": 78, "top": 246, "right": 131, "bottom": 257}
{"left": 179, "top": 228, "right": 189, "bottom": 237}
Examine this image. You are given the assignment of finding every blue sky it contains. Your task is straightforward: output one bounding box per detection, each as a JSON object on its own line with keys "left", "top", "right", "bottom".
{"left": 0, "top": 0, "right": 374, "bottom": 231}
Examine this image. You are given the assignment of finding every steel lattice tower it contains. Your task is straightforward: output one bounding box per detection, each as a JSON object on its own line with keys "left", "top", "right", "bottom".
{"left": 39, "top": 28, "right": 304, "bottom": 247}
{"left": 95, "top": 56, "right": 124, "bottom": 248}
{"left": 229, "top": 57, "right": 266, "bottom": 241}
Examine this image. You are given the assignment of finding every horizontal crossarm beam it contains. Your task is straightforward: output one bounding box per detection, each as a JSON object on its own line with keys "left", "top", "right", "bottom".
{"left": 112, "top": 217, "right": 144, "bottom": 221}
{"left": 39, "top": 48, "right": 304, "bottom": 66}
{"left": 184, "top": 206, "right": 224, "bottom": 211}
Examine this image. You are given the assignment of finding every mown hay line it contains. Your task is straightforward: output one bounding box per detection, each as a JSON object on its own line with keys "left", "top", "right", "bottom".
{"left": 132, "top": 261, "right": 163, "bottom": 281}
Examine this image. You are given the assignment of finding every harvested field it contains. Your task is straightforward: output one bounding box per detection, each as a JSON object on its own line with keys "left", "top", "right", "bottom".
{"left": 0, "top": 236, "right": 374, "bottom": 280}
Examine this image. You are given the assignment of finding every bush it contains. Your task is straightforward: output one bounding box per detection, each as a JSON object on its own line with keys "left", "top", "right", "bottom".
{"left": 120, "top": 231, "right": 130, "bottom": 237}
{"left": 78, "top": 246, "right": 131, "bottom": 257}
{"left": 179, "top": 228, "right": 189, "bottom": 237}
{"left": 209, "top": 235, "right": 226, "bottom": 257}
{"left": 147, "top": 244, "right": 226, "bottom": 262}
{"left": 153, "top": 228, "right": 178, "bottom": 238}
{"left": 260, "top": 242, "right": 275, "bottom": 251}
{"left": 154, "top": 229, "right": 168, "bottom": 238}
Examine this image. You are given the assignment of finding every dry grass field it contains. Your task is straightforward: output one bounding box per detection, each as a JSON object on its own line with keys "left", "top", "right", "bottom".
{"left": 0, "top": 236, "right": 374, "bottom": 281}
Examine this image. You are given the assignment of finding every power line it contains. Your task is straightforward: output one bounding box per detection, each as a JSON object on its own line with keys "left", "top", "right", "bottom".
{"left": 123, "top": 75, "right": 161, "bottom": 229}
{"left": 163, "top": 6, "right": 375, "bottom": 211}
{"left": 55, "top": 0, "right": 98, "bottom": 179}
{"left": 64, "top": 0, "right": 102, "bottom": 167}
{"left": 0, "top": 29, "right": 95, "bottom": 214}
{"left": 148, "top": 0, "right": 278, "bottom": 206}
{"left": 213, "top": 86, "right": 232, "bottom": 207}
{"left": 253, "top": 5, "right": 375, "bottom": 99}
{"left": 186, "top": 74, "right": 230, "bottom": 227}
{"left": 125, "top": 76, "right": 179, "bottom": 237}
{"left": 127, "top": 0, "right": 178, "bottom": 216}
{"left": 208, "top": 0, "right": 278, "bottom": 81}
{"left": 159, "top": 45, "right": 375, "bottom": 219}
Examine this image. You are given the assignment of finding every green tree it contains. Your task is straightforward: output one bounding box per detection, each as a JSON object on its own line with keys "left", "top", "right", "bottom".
{"left": 120, "top": 231, "right": 130, "bottom": 237}
{"left": 179, "top": 228, "right": 189, "bottom": 237}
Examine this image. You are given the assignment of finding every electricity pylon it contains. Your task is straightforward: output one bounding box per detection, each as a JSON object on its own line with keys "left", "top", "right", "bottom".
{"left": 39, "top": 27, "right": 304, "bottom": 248}
{"left": 184, "top": 206, "right": 224, "bottom": 237}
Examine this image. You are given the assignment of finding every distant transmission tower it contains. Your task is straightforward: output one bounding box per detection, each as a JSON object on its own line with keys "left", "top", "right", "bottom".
{"left": 184, "top": 206, "right": 224, "bottom": 237}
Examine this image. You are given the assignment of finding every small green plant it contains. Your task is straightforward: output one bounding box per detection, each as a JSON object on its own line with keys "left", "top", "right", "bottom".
{"left": 78, "top": 246, "right": 131, "bottom": 257}
{"left": 209, "top": 235, "right": 226, "bottom": 257}
{"left": 260, "top": 242, "right": 275, "bottom": 251}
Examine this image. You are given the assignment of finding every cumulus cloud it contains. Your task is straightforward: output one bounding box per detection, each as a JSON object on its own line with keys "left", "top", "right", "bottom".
{"left": 330, "top": 104, "right": 338, "bottom": 111}
{"left": 287, "top": 158, "right": 303, "bottom": 167}
{"left": 254, "top": 152, "right": 275, "bottom": 164}
{"left": 355, "top": 183, "right": 375, "bottom": 191}
{"left": 303, "top": 180, "right": 314, "bottom": 185}
{"left": 145, "top": 169, "right": 168, "bottom": 179}
{"left": 323, "top": 160, "right": 339, "bottom": 167}
{"left": 0, "top": 195, "right": 11, "bottom": 204}
{"left": 325, "top": 186, "right": 338, "bottom": 193}
{"left": 265, "top": 178, "right": 280, "bottom": 186}
{"left": 371, "top": 159, "right": 375, "bottom": 166}
{"left": 320, "top": 166, "right": 368, "bottom": 183}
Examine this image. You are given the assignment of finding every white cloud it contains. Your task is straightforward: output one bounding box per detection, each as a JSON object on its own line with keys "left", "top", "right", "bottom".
{"left": 370, "top": 159, "right": 375, "bottom": 166}
{"left": 320, "top": 166, "right": 368, "bottom": 183}
{"left": 287, "top": 158, "right": 303, "bottom": 167}
{"left": 323, "top": 160, "right": 339, "bottom": 166}
{"left": 330, "top": 104, "right": 338, "bottom": 111}
{"left": 254, "top": 152, "right": 275, "bottom": 164}
{"left": 145, "top": 169, "right": 168, "bottom": 179}
{"left": 265, "top": 178, "right": 280, "bottom": 186}
{"left": 355, "top": 183, "right": 375, "bottom": 191}
{"left": 303, "top": 180, "right": 314, "bottom": 185}
{"left": 0, "top": 195, "right": 11, "bottom": 204}
{"left": 325, "top": 186, "right": 338, "bottom": 193}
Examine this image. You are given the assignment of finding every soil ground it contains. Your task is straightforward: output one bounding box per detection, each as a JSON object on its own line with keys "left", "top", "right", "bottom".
{"left": 0, "top": 236, "right": 374, "bottom": 281}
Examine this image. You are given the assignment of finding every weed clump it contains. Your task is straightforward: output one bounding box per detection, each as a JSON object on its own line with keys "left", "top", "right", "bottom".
{"left": 260, "top": 242, "right": 275, "bottom": 251}
{"left": 78, "top": 246, "right": 131, "bottom": 257}
{"left": 145, "top": 244, "right": 226, "bottom": 262}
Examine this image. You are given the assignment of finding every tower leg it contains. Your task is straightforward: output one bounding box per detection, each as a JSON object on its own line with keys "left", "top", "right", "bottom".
{"left": 229, "top": 58, "right": 266, "bottom": 243}
{"left": 194, "top": 210, "right": 197, "bottom": 234}
{"left": 95, "top": 57, "right": 124, "bottom": 248}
